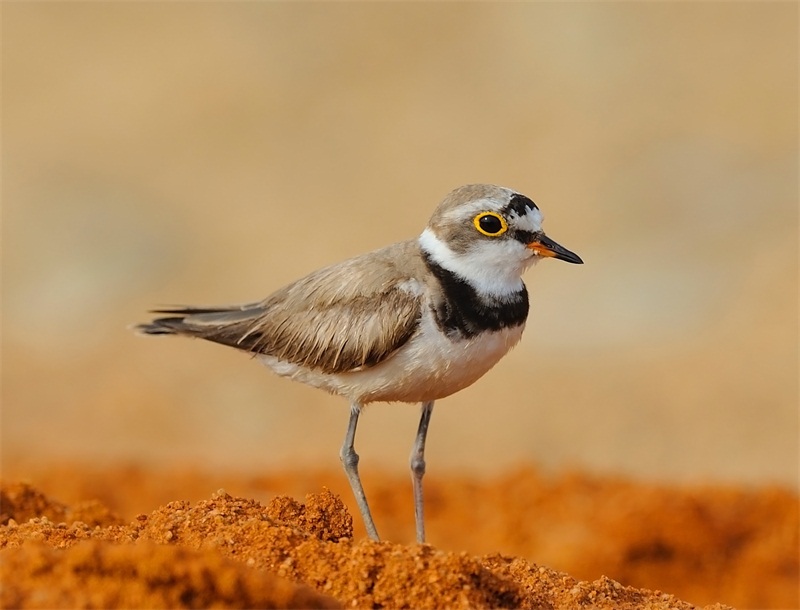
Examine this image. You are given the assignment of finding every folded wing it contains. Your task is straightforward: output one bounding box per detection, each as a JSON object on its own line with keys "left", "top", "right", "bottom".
{"left": 136, "top": 244, "right": 423, "bottom": 375}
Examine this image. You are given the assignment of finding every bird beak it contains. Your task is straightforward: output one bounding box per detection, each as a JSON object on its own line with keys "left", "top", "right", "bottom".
{"left": 527, "top": 234, "right": 584, "bottom": 264}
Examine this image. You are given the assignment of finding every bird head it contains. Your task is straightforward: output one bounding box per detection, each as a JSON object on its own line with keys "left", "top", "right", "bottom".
{"left": 419, "top": 184, "right": 583, "bottom": 297}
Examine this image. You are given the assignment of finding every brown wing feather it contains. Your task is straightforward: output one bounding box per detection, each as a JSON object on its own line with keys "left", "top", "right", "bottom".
{"left": 137, "top": 241, "right": 424, "bottom": 374}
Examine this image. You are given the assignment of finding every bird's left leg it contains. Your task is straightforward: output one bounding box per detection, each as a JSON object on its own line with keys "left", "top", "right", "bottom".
{"left": 409, "top": 400, "right": 434, "bottom": 544}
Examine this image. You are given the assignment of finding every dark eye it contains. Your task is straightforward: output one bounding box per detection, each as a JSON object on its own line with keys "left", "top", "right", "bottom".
{"left": 473, "top": 212, "right": 508, "bottom": 236}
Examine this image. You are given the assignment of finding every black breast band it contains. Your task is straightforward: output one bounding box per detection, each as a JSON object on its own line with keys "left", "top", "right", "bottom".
{"left": 422, "top": 251, "right": 529, "bottom": 339}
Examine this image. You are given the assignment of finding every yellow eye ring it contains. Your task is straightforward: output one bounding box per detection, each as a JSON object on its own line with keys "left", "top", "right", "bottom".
{"left": 473, "top": 212, "right": 508, "bottom": 237}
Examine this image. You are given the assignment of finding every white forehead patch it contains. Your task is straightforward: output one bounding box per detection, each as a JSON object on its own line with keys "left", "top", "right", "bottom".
{"left": 507, "top": 205, "right": 544, "bottom": 233}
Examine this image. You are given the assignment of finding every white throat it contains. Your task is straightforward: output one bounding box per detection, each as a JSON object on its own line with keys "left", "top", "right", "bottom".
{"left": 419, "top": 228, "right": 534, "bottom": 298}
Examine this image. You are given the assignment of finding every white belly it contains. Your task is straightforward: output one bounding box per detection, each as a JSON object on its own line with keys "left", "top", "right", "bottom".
{"left": 260, "top": 310, "right": 525, "bottom": 405}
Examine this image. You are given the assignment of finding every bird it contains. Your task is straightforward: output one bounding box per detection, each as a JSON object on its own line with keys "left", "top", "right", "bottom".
{"left": 135, "top": 183, "right": 583, "bottom": 543}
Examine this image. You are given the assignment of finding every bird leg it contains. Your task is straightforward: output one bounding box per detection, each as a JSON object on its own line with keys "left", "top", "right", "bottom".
{"left": 340, "top": 403, "right": 380, "bottom": 541}
{"left": 410, "top": 400, "right": 434, "bottom": 544}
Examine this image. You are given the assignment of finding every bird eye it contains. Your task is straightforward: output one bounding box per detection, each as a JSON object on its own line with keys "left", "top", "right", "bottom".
{"left": 473, "top": 212, "right": 508, "bottom": 237}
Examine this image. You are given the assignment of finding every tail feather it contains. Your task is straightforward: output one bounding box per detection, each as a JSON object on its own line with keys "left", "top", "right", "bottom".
{"left": 134, "top": 320, "right": 182, "bottom": 335}
{"left": 133, "top": 304, "right": 266, "bottom": 346}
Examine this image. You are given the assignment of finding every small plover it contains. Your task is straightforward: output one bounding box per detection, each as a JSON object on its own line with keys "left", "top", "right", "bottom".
{"left": 136, "top": 183, "right": 583, "bottom": 543}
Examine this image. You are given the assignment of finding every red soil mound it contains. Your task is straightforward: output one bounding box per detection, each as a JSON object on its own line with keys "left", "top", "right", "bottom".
{"left": 1, "top": 465, "right": 797, "bottom": 609}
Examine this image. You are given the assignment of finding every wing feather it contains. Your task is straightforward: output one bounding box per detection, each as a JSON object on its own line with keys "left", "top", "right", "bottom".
{"left": 136, "top": 241, "right": 424, "bottom": 374}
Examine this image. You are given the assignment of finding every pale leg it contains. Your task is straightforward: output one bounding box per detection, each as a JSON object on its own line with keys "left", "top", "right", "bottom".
{"left": 339, "top": 403, "right": 380, "bottom": 541}
{"left": 409, "top": 400, "right": 434, "bottom": 544}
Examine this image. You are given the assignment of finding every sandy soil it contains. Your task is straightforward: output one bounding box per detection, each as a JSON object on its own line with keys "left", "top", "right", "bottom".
{"left": 1, "top": 464, "right": 796, "bottom": 609}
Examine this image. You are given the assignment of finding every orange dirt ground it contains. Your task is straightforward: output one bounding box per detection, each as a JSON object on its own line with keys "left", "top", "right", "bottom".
{"left": 0, "top": 464, "right": 797, "bottom": 609}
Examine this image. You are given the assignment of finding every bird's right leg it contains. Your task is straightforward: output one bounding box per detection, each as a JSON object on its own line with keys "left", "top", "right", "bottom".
{"left": 339, "top": 402, "right": 380, "bottom": 541}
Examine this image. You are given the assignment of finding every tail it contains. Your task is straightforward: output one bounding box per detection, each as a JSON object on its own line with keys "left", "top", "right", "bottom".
{"left": 133, "top": 304, "right": 267, "bottom": 351}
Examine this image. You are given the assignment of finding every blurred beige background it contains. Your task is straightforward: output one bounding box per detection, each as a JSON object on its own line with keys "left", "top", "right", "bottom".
{"left": 3, "top": 3, "right": 797, "bottom": 487}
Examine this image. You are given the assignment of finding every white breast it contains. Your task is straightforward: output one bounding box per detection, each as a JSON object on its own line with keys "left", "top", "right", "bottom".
{"left": 259, "top": 308, "right": 525, "bottom": 405}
